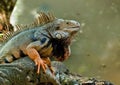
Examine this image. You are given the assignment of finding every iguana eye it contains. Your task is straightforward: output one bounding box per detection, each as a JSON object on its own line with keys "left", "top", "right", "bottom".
{"left": 66, "top": 22, "right": 70, "bottom": 25}
{"left": 56, "top": 26, "right": 60, "bottom": 30}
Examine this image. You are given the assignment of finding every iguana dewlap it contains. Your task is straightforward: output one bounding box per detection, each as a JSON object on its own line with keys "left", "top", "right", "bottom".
{"left": 0, "top": 12, "right": 80, "bottom": 74}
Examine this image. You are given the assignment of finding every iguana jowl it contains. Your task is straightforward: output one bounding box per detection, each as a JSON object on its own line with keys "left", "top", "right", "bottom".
{"left": 0, "top": 12, "right": 80, "bottom": 73}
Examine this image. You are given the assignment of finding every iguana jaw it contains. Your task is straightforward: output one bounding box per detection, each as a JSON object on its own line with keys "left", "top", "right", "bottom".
{"left": 55, "top": 25, "right": 80, "bottom": 62}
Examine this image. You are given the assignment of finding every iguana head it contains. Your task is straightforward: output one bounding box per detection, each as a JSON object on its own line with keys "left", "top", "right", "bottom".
{"left": 45, "top": 19, "right": 80, "bottom": 61}
{"left": 46, "top": 19, "right": 80, "bottom": 38}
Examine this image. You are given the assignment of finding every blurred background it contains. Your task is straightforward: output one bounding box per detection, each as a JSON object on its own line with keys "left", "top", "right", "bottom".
{"left": 10, "top": 0, "right": 120, "bottom": 84}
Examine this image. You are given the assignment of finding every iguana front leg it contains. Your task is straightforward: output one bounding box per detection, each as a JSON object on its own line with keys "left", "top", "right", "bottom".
{"left": 26, "top": 40, "right": 48, "bottom": 74}
{"left": 26, "top": 48, "right": 47, "bottom": 73}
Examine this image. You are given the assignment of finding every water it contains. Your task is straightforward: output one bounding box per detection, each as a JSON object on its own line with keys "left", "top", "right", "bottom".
{"left": 11, "top": 0, "right": 120, "bottom": 84}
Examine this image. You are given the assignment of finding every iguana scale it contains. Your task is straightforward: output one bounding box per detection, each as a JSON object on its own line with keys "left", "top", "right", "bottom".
{"left": 0, "top": 12, "right": 80, "bottom": 74}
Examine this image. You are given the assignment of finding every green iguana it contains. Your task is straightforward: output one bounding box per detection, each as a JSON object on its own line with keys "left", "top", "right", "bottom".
{"left": 0, "top": 12, "right": 80, "bottom": 74}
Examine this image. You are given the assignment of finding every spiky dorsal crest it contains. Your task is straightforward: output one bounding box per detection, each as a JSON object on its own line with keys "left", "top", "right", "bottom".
{"left": 14, "top": 12, "right": 56, "bottom": 31}
{"left": 0, "top": 30, "right": 13, "bottom": 42}
{"left": 34, "top": 12, "right": 56, "bottom": 26}
{"left": 0, "top": 12, "right": 56, "bottom": 42}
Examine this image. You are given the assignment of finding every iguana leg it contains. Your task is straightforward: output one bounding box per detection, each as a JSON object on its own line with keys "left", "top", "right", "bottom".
{"left": 26, "top": 48, "right": 47, "bottom": 74}
{"left": 43, "top": 57, "right": 54, "bottom": 74}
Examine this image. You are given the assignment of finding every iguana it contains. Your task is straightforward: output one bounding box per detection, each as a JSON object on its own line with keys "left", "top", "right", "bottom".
{"left": 0, "top": 12, "right": 80, "bottom": 74}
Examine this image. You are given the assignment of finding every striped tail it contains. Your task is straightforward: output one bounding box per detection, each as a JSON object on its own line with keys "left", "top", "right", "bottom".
{"left": 0, "top": 50, "right": 26, "bottom": 64}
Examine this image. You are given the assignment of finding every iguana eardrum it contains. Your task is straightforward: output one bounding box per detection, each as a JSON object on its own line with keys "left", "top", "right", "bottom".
{"left": 0, "top": 12, "right": 80, "bottom": 73}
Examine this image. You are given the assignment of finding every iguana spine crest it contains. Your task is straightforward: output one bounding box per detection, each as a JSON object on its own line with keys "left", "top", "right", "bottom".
{"left": 0, "top": 12, "right": 56, "bottom": 42}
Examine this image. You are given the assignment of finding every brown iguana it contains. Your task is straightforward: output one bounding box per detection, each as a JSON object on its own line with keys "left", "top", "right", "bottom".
{"left": 0, "top": 12, "right": 80, "bottom": 74}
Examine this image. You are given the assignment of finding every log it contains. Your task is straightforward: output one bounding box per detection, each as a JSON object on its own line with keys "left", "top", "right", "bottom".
{"left": 0, "top": 57, "right": 114, "bottom": 85}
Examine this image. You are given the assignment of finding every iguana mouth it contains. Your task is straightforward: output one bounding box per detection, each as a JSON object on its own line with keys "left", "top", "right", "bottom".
{"left": 70, "top": 26, "right": 80, "bottom": 28}
{"left": 51, "top": 37, "right": 71, "bottom": 61}
{"left": 63, "top": 26, "right": 80, "bottom": 36}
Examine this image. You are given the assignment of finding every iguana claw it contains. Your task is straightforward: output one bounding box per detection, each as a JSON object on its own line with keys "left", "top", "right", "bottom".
{"left": 34, "top": 57, "right": 47, "bottom": 74}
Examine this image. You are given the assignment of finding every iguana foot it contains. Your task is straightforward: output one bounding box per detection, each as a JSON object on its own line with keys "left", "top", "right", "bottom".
{"left": 34, "top": 57, "right": 47, "bottom": 74}
{"left": 42, "top": 57, "right": 54, "bottom": 75}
